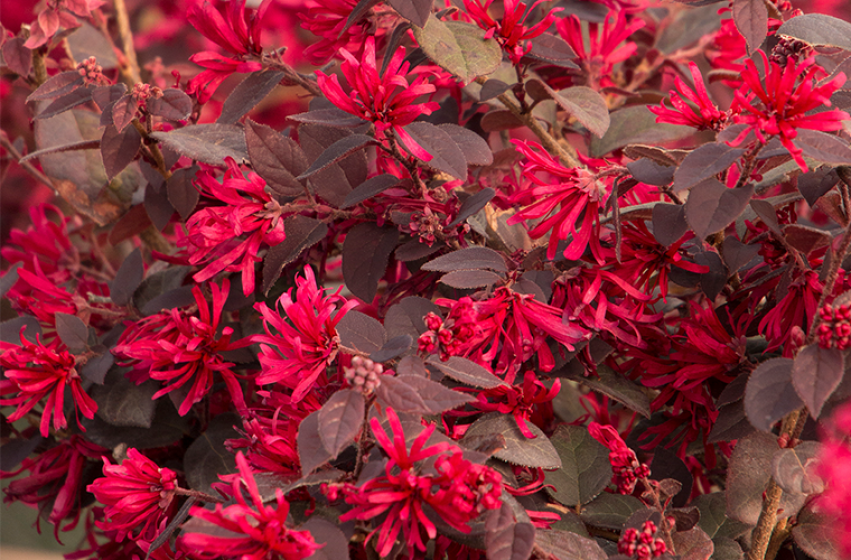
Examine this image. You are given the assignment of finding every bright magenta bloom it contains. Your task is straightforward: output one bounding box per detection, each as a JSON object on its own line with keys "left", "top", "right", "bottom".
{"left": 0, "top": 331, "right": 97, "bottom": 438}
{"left": 729, "top": 51, "right": 849, "bottom": 171}
{"left": 464, "top": 0, "right": 562, "bottom": 64}
{"left": 253, "top": 266, "right": 358, "bottom": 403}
{"left": 474, "top": 371, "right": 560, "bottom": 438}
{"left": 187, "top": 0, "right": 270, "bottom": 102}
{"left": 184, "top": 159, "right": 287, "bottom": 296}
{"left": 179, "top": 452, "right": 320, "bottom": 560}
{"left": 316, "top": 36, "right": 439, "bottom": 160}
{"left": 113, "top": 279, "right": 246, "bottom": 416}
{"left": 816, "top": 403, "right": 851, "bottom": 557}
{"left": 588, "top": 422, "right": 649, "bottom": 494}
{"left": 508, "top": 139, "right": 609, "bottom": 262}
{"left": 87, "top": 448, "right": 178, "bottom": 542}
{"left": 339, "top": 409, "right": 502, "bottom": 558}
{"left": 650, "top": 62, "right": 727, "bottom": 130}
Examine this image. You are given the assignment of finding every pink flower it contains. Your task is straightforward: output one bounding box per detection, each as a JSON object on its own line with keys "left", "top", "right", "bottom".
{"left": 556, "top": 12, "right": 644, "bottom": 90}
{"left": 186, "top": 0, "right": 271, "bottom": 102}
{"left": 508, "top": 140, "right": 609, "bottom": 262}
{"left": 337, "top": 409, "right": 502, "bottom": 558}
{"left": 463, "top": 0, "right": 562, "bottom": 64}
{"left": 650, "top": 62, "right": 727, "bottom": 130}
{"left": 300, "top": 0, "right": 393, "bottom": 64}
{"left": 0, "top": 331, "right": 97, "bottom": 438}
{"left": 183, "top": 159, "right": 288, "bottom": 296}
{"left": 113, "top": 279, "right": 247, "bottom": 416}
{"left": 252, "top": 266, "right": 358, "bottom": 403}
{"left": 474, "top": 371, "right": 560, "bottom": 438}
{"left": 816, "top": 403, "right": 851, "bottom": 557}
{"left": 729, "top": 51, "right": 849, "bottom": 172}
{"left": 179, "top": 452, "right": 320, "bottom": 560}
{"left": 87, "top": 449, "right": 178, "bottom": 542}
{"left": 1, "top": 435, "right": 106, "bottom": 541}
{"left": 316, "top": 37, "right": 439, "bottom": 161}
{"left": 588, "top": 421, "right": 650, "bottom": 494}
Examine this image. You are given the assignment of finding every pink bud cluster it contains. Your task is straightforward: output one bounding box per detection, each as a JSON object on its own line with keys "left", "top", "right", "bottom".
{"left": 612, "top": 448, "right": 651, "bottom": 495}
{"left": 417, "top": 307, "right": 476, "bottom": 359}
{"left": 817, "top": 303, "right": 851, "bottom": 349}
{"left": 770, "top": 36, "right": 812, "bottom": 66}
{"left": 76, "top": 56, "right": 109, "bottom": 86}
{"left": 343, "top": 356, "right": 384, "bottom": 393}
{"left": 131, "top": 82, "right": 163, "bottom": 108}
{"left": 408, "top": 206, "right": 444, "bottom": 246}
{"left": 618, "top": 520, "right": 668, "bottom": 560}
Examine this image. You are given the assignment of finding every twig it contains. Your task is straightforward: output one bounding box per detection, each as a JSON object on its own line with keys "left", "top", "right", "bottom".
{"left": 113, "top": 0, "right": 141, "bottom": 85}
{"left": 0, "top": 133, "right": 55, "bottom": 189}
{"left": 747, "top": 480, "right": 783, "bottom": 560}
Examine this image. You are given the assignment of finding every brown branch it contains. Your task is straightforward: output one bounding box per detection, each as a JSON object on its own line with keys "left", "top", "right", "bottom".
{"left": 0, "top": 134, "right": 55, "bottom": 189}
{"left": 113, "top": 0, "right": 141, "bottom": 85}
{"left": 747, "top": 480, "right": 783, "bottom": 560}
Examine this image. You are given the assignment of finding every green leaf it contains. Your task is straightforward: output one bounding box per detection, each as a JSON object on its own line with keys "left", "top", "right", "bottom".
{"left": 544, "top": 425, "right": 612, "bottom": 507}
{"left": 413, "top": 17, "right": 502, "bottom": 82}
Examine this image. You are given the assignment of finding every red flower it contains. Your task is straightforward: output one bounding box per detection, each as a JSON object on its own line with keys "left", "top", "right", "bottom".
{"left": 179, "top": 452, "right": 320, "bottom": 560}
{"left": 183, "top": 159, "right": 288, "bottom": 296}
{"left": 253, "top": 266, "right": 358, "bottom": 403}
{"left": 588, "top": 422, "right": 649, "bottom": 494}
{"left": 0, "top": 331, "right": 97, "bottom": 438}
{"left": 463, "top": 0, "right": 562, "bottom": 64}
{"left": 300, "top": 0, "right": 393, "bottom": 64}
{"left": 186, "top": 0, "right": 271, "bottom": 102}
{"left": 87, "top": 448, "right": 178, "bottom": 542}
{"left": 650, "top": 62, "right": 727, "bottom": 130}
{"left": 474, "top": 371, "right": 560, "bottom": 438}
{"left": 337, "top": 409, "right": 502, "bottom": 558}
{"left": 729, "top": 51, "right": 849, "bottom": 172}
{"left": 556, "top": 12, "right": 644, "bottom": 90}
{"left": 508, "top": 139, "right": 609, "bottom": 262}
{"left": 316, "top": 36, "right": 439, "bottom": 161}
{"left": 1, "top": 435, "right": 106, "bottom": 541}
{"left": 816, "top": 403, "right": 851, "bottom": 557}
{"left": 113, "top": 279, "right": 246, "bottom": 416}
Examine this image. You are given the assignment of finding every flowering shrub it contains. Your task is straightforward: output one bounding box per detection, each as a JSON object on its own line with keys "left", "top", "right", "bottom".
{"left": 2, "top": 1, "right": 851, "bottom": 560}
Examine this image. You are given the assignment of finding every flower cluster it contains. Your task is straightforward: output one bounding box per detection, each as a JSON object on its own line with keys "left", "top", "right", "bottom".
{"left": 817, "top": 302, "right": 851, "bottom": 350}
{"left": 463, "top": 0, "right": 562, "bottom": 64}
{"left": 588, "top": 422, "right": 650, "bottom": 494}
{"left": 618, "top": 520, "right": 668, "bottom": 559}
{"left": 343, "top": 355, "right": 384, "bottom": 394}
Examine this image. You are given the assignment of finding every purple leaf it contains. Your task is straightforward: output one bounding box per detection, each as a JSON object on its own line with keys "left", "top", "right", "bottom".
{"left": 384, "top": 296, "right": 440, "bottom": 340}
{"left": 301, "top": 518, "right": 351, "bottom": 560}
{"left": 288, "top": 108, "right": 366, "bottom": 128}
{"left": 298, "top": 124, "right": 367, "bottom": 207}
{"left": 732, "top": 0, "right": 768, "bottom": 54}
{"left": 749, "top": 198, "right": 782, "bottom": 236}
{"left": 80, "top": 346, "right": 113, "bottom": 385}
{"left": 55, "top": 312, "right": 89, "bottom": 351}
{"left": 342, "top": 222, "right": 399, "bottom": 302}
{"left": 673, "top": 142, "right": 746, "bottom": 192}
{"left": 0, "top": 263, "right": 22, "bottom": 299}
{"left": 526, "top": 33, "right": 578, "bottom": 68}
{"left": 559, "top": 364, "right": 651, "bottom": 418}
{"left": 485, "top": 500, "right": 535, "bottom": 560}
{"left": 792, "top": 344, "right": 844, "bottom": 418}
{"left": 412, "top": 18, "right": 502, "bottom": 83}
{"left": 144, "top": 181, "right": 175, "bottom": 231}
{"left": 0, "top": 434, "right": 44, "bottom": 472}
{"left": 650, "top": 447, "right": 693, "bottom": 507}
{"left": 217, "top": 71, "right": 284, "bottom": 124}
{"left": 425, "top": 356, "right": 505, "bottom": 389}
{"left": 450, "top": 187, "right": 495, "bottom": 227}
{"left": 244, "top": 120, "right": 308, "bottom": 197}
{"left": 423, "top": 246, "right": 507, "bottom": 272}
{"left": 375, "top": 375, "right": 430, "bottom": 414}
{"left": 151, "top": 124, "right": 248, "bottom": 165}
{"left": 147, "top": 88, "right": 193, "bottom": 121}
{"left": 672, "top": 527, "right": 715, "bottom": 560}
{"left": 794, "top": 129, "right": 851, "bottom": 165}
{"left": 626, "top": 158, "right": 674, "bottom": 187}
{"left": 684, "top": 179, "right": 753, "bottom": 240}
{"left": 395, "top": 374, "right": 475, "bottom": 413}
{"left": 2, "top": 37, "right": 32, "bottom": 77}
{"left": 744, "top": 357, "right": 802, "bottom": 432}
{"left": 35, "top": 86, "right": 94, "bottom": 119}
{"left": 797, "top": 168, "right": 839, "bottom": 208}
{"left": 440, "top": 269, "right": 502, "bottom": 289}
{"left": 777, "top": 13, "right": 851, "bottom": 50}
{"left": 387, "top": 0, "right": 433, "bottom": 28}
{"left": 534, "top": 529, "right": 607, "bottom": 560}
{"left": 695, "top": 250, "right": 727, "bottom": 301}
{"left": 145, "top": 496, "right": 197, "bottom": 560}
{"left": 791, "top": 504, "right": 843, "bottom": 560}
{"left": 183, "top": 414, "right": 239, "bottom": 495}
{"left": 343, "top": 174, "right": 406, "bottom": 208}
{"left": 783, "top": 224, "right": 831, "bottom": 255}
{"left": 26, "top": 71, "right": 83, "bottom": 101}
{"left": 438, "top": 124, "right": 493, "bottom": 166}
{"left": 261, "top": 215, "right": 328, "bottom": 295}
{"left": 401, "top": 121, "right": 468, "bottom": 179}
{"left": 166, "top": 166, "right": 200, "bottom": 220}
{"left": 370, "top": 335, "right": 413, "bottom": 362}
{"left": 19, "top": 139, "right": 101, "bottom": 163}
{"left": 110, "top": 248, "right": 144, "bottom": 306}
{"left": 721, "top": 236, "right": 760, "bottom": 273}
{"left": 318, "top": 389, "right": 365, "bottom": 458}
{"left": 101, "top": 123, "right": 142, "bottom": 180}
{"left": 90, "top": 369, "right": 158, "bottom": 428}
{"left": 543, "top": 84, "right": 610, "bottom": 138}
{"left": 462, "top": 413, "right": 561, "bottom": 469}
{"left": 92, "top": 84, "right": 127, "bottom": 110}
{"left": 481, "top": 110, "right": 525, "bottom": 131}
{"left": 480, "top": 79, "right": 511, "bottom": 101}
{"left": 544, "top": 425, "right": 612, "bottom": 507}
{"left": 337, "top": 309, "right": 386, "bottom": 354}
{"left": 652, "top": 202, "right": 688, "bottom": 247}
{"left": 591, "top": 105, "right": 693, "bottom": 157}
{"left": 111, "top": 94, "right": 139, "bottom": 132}
{"left": 298, "top": 410, "right": 332, "bottom": 475}
{"left": 772, "top": 442, "right": 824, "bottom": 495}
{"left": 341, "top": 0, "right": 382, "bottom": 38}
{"left": 298, "top": 134, "right": 375, "bottom": 179}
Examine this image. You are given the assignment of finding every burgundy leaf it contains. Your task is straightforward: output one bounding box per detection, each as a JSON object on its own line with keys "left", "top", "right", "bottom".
{"left": 485, "top": 499, "right": 536, "bottom": 560}
{"left": 725, "top": 431, "right": 780, "bottom": 524}
{"left": 145, "top": 496, "right": 197, "bottom": 560}
{"left": 183, "top": 414, "right": 239, "bottom": 495}
{"left": 591, "top": 105, "right": 693, "bottom": 157}
{"left": 216, "top": 70, "right": 284, "bottom": 124}
{"left": 147, "top": 88, "right": 193, "bottom": 121}
{"left": 288, "top": 108, "right": 366, "bottom": 128}
{"left": 749, "top": 198, "right": 782, "bottom": 236}
{"left": 695, "top": 250, "right": 727, "bottom": 301}
{"left": 380, "top": 22, "right": 414, "bottom": 76}
{"left": 794, "top": 129, "right": 851, "bottom": 165}
{"left": 343, "top": 174, "right": 406, "bottom": 208}
{"left": 80, "top": 346, "right": 114, "bottom": 385}
{"left": 783, "top": 224, "right": 831, "bottom": 255}
{"left": 384, "top": 296, "right": 441, "bottom": 340}
{"left": 144, "top": 181, "right": 175, "bottom": 231}
{"left": 791, "top": 505, "right": 843, "bottom": 560}
{"left": 26, "top": 71, "right": 83, "bottom": 101}
{"left": 744, "top": 357, "right": 802, "bottom": 432}
{"left": 650, "top": 447, "right": 693, "bottom": 507}
{"left": 318, "top": 389, "right": 365, "bottom": 458}
{"left": 412, "top": 18, "right": 502, "bottom": 83}
{"left": 300, "top": 518, "right": 351, "bottom": 560}
{"left": 298, "top": 124, "right": 367, "bottom": 207}
{"left": 440, "top": 269, "right": 502, "bottom": 289}
{"left": 342, "top": 222, "right": 399, "bottom": 302}
{"left": 535, "top": 529, "right": 607, "bottom": 560}
{"left": 111, "top": 94, "right": 139, "bottom": 132}
{"left": 450, "top": 187, "right": 496, "bottom": 227}
{"left": 370, "top": 335, "right": 413, "bottom": 363}
{"left": 387, "top": 0, "right": 433, "bottom": 27}
{"left": 0, "top": 263, "right": 21, "bottom": 299}
{"left": 626, "top": 158, "right": 674, "bottom": 187}
{"left": 298, "top": 410, "right": 332, "bottom": 475}
{"left": 401, "top": 121, "right": 468, "bottom": 179}
{"left": 342, "top": 0, "right": 382, "bottom": 38}
{"left": 244, "top": 120, "right": 308, "bottom": 197}
{"left": 101, "top": 123, "right": 142, "bottom": 180}
{"left": 462, "top": 413, "right": 561, "bottom": 469}
{"left": 559, "top": 364, "right": 651, "bottom": 418}
{"left": 395, "top": 374, "right": 475, "bottom": 413}
{"left": 438, "top": 124, "right": 493, "bottom": 166}
{"left": 772, "top": 442, "right": 824, "bottom": 496}
{"left": 375, "top": 375, "right": 430, "bottom": 414}
{"left": 544, "top": 425, "right": 612, "bottom": 507}
{"left": 55, "top": 312, "right": 89, "bottom": 352}
{"left": 35, "top": 86, "right": 95, "bottom": 119}
{"left": 797, "top": 168, "right": 839, "bottom": 208}
{"left": 151, "top": 124, "right": 248, "bottom": 165}
{"left": 337, "top": 309, "right": 386, "bottom": 355}
{"left": 776, "top": 12, "right": 851, "bottom": 50}
{"left": 92, "top": 84, "right": 127, "bottom": 110}
{"left": 423, "top": 246, "right": 507, "bottom": 272}
{"left": 721, "top": 236, "right": 760, "bottom": 273}
{"left": 167, "top": 166, "right": 200, "bottom": 220}
{"left": 0, "top": 434, "right": 44, "bottom": 473}
{"left": 543, "top": 84, "right": 610, "bottom": 138}
{"left": 394, "top": 239, "right": 441, "bottom": 262}
{"left": 298, "top": 134, "right": 375, "bottom": 179}
{"left": 792, "top": 344, "right": 844, "bottom": 418}
{"left": 481, "top": 110, "right": 525, "bottom": 131}
{"left": 110, "top": 248, "right": 145, "bottom": 306}
{"left": 425, "top": 356, "right": 505, "bottom": 389}
{"left": 526, "top": 33, "right": 578, "bottom": 68}
{"left": 1, "top": 37, "right": 32, "bottom": 77}
{"left": 673, "top": 142, "right": 746, "bottom": 192}
{"left": 480, "top": 79, "right": 511, "bottom": 101}
{"left": 732, "top": 0, "right": 768, "bottom": 54}
{"left": 396, "top": 355, "right": 429, "bottom": 377}
{"left": 19, "top": 139, "right": 101, "bottom": 163}
{"left": 652, "top": 202, "right": 688, "bottom": 246}
{"left": 672, "top": 527, "right": 714, "bottom": 560}
{"left": 261, "top": 215, "right": 328, "bottom": 295}
{"left": 684, "top": 179, "right": 753, "bottom": 240}
{"left": 90, "top": 369, "right": 158, "bottom": 428}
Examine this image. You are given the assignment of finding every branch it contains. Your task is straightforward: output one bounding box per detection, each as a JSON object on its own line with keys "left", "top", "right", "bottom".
{"left": 113, "top": 0, "right": 141, "bottom": 85}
